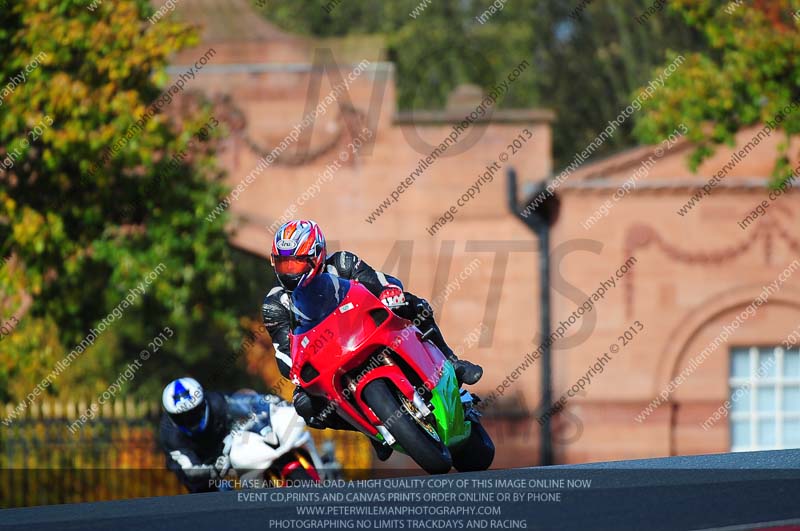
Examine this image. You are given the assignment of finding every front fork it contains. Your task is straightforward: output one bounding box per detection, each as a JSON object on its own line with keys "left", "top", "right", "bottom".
{"left": 360, "top": 357, "right": 472, "bottom": 450}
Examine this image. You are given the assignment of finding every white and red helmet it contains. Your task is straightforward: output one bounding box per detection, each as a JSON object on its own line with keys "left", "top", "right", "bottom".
{"left": 270, "top": 220, "right": 326, "bottom": 291}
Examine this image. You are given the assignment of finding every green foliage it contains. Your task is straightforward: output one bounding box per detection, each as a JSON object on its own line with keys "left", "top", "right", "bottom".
{"left": 254, "top": 0, "right": 704, "bottom": 167}
{"left": 0, "top": 1, "right": 245, "bottom": 402}
{"left": 535, "top": 1, "right": 704, "bottom": 165}
{"left": 253, "top": 0, "right": 388, "bottom": 36}
{"left": 633, "top": 0, "right": 800, "bottom": 185}
{"left": 254, "top": 0, "right": 534, "bottom": 111}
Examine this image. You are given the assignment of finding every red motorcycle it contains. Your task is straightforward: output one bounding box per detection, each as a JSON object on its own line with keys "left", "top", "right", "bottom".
{"left": 289, "top": 275, "right": 494, "bottom": 474}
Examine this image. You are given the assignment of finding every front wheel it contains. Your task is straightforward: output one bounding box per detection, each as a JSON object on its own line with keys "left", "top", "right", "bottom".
{"left": 284, "top": 466, "right": 316, "bottom": 483}
{"left": 362, "top": 379, "right": 452, "bottom": 474}
{"left": 272, "top": 450, "right": 320, "bottom": 486}
{"left": 452, "top": 418, "right": 495, "bottom": 472}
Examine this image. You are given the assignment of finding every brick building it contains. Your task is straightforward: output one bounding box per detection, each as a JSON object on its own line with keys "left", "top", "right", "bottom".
{"left": 553, "top": 129, "right": 800, "bottom": 463}
{"left": 168, "top": 0, "right": 800, "bottom": 468}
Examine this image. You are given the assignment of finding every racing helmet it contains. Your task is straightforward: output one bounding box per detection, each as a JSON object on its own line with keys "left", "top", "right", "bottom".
{"left": 162, "top": 377, "right": 209, "bottom": 436}
{"left": 270, "top": 220, "right": 326, "bottom": 291}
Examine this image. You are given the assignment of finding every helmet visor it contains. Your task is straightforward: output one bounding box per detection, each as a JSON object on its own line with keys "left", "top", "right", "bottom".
{"left": 170, "top": 402, "right": 207, "bottom": 432}
{"left": 273, "top": 256, "right": 314, "bottom": 277}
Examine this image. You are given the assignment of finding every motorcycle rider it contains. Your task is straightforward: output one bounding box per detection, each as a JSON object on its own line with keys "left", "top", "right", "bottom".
{"left": 159, "top": 377, "right": 284, "bottom": 493}
{"left": 261, "top": 219, "right": 483, "bottom": 458}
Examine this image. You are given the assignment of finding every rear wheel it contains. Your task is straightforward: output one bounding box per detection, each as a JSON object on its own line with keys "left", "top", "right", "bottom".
{"left": 362, "top": 379, "right": 452, "bottom": 474}
{"left": 452, "top": 418, "right": 495, "bottom": 472}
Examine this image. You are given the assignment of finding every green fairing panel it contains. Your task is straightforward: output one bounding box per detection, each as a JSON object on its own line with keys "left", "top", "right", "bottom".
{"left": 376, "top": 363, "right": 471, "bottom": 452}
{"left": 429, "top": 362, "right": 471, "bottom": 447}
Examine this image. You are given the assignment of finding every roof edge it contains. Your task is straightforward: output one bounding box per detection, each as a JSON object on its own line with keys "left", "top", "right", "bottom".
{"left": 166, "top": 62, "right": 394, "bottom": 75}
{"left": 393, "top": 109, "right": 556, "bottom": 125}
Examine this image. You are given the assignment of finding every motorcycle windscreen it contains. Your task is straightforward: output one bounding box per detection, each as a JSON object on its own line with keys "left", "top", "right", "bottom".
{"left": 291, "top": 273, "right": 351, "bottom": 334}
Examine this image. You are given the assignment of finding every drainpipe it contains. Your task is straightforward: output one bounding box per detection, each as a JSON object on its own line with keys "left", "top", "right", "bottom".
{"left": 506, "top": 167, "right": 560, "bottom": 466}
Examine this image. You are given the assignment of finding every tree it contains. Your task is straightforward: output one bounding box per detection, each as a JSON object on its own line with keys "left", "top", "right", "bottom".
{"left": 252, "top": 0, "right": 536, "bottom": 113}
{"left": 533, "top": 0, "right": 704, "bottom": 166}
{"left": 254, "top": 0, "right": 705, "bottom": 167}
{"left": 633, "top": 0, "right": 800, "bottom": 185}
{"left": 0, "top": 0, "right": 249, "bottom": 402}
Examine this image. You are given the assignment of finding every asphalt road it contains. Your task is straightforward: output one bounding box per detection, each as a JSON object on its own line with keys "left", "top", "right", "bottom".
{"left": 2, "top": 450, "right": 799, "bottom": 531}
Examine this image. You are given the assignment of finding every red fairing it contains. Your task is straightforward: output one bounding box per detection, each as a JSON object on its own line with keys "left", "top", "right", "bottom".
{"left": 289, "top": 282, "right": 447, "bottom": 435}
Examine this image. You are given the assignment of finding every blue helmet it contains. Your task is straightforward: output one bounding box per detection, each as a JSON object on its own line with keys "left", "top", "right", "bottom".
{"left": 162, "top": 377, "right": 209, "bottom": 436}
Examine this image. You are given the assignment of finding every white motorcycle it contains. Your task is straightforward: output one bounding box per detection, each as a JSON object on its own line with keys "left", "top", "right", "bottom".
{"left": 225, "top": 398, "right": 327, "bottom": 486}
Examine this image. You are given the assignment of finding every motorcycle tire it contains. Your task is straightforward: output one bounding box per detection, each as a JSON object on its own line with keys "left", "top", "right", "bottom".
{"left": 362, "top": 379, "right": 452, "bottom": 474}
{"left": 274, "top": 450, "right": 319, "bottom": 485}
{"left": 285, "top": 466, "right": 316, "bottom": 483}
{"left": 451, "top": 419, "right": 495, "bottom": 472}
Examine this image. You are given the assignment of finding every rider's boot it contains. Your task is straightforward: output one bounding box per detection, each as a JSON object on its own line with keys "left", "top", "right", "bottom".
{"left": 293, "top": 388, "right": 324, "bottom": 428}
{"left": 294, "top": 387, "right": 359, "bottom": 431}
{"left": 404, "top": 294, "right": 483, "bottom": 386}
{"left": 453, "top": 359, "right": 484, "bottom": 386}
{"left": 424, "top": 322, "right": 483, "bottom": 385}
{"left": 297, "top": 388, "right": 391, "bottom": 460}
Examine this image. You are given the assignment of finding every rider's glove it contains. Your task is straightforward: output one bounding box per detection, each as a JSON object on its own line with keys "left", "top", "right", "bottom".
{"left": 379, "top": 284, "right": 407, "bottom": 310}
{"left": 221, "top": 433, "right": 233, "bottom": 456}
{"left": 214, "top": 454, "right": 231, "bottom": 478}
{"left": 253, "top": 398, "right": 272, "bottom": 420}
{"left": 305, "top": 416, "right": 329, "bottom": 430}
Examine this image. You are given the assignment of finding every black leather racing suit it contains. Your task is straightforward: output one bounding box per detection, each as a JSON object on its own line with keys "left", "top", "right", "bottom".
{"left": 159, "top": 392, "right": 282, "bottom": 492}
